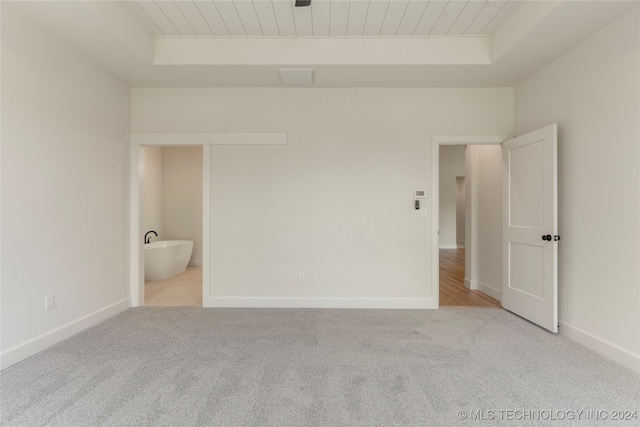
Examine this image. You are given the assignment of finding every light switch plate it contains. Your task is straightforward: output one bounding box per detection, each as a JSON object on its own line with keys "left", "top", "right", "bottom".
{"left": 414, "top": 189, "right": 429, "bottom": 199}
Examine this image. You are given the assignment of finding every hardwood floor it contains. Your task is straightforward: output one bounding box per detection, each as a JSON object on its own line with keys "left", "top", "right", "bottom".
{"left": 439, "top": 249, "right": 500, "bottom": 308}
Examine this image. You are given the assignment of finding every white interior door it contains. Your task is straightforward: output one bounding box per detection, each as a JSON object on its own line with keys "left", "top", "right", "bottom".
{"left": 502, "top": 124, "right": 558, "bottom": 332}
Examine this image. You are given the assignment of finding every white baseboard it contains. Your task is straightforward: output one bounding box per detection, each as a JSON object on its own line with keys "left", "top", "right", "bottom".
{"left": 463, "top": 279, "right": 501, "bottom": 301}
{"left": 439, "top": 244, "right": 458, "bottom": 250}
{"left": 188, "top": 260, "right": 203, "bottom": 267}
{"left": 464, "top": 278, "right": 477, "bottom": 290}
{"left": 456, "top": 241, "right": 465, "bottom": 249}
{"left": 476, "top": 281, "right": 501, "bottom": 301}
{"left": 206, "top": 297, "right": 437, "bottom": 309}
{"left": 559, "top": 321, "right": 640, "bottom": 374}
{"left": 0, "top": 298, "right": 131, "bottom": 370}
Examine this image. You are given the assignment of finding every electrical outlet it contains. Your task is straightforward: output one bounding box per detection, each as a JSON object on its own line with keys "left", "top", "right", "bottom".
{"left": 320, "top": 271, "right": 327, "bottom": 282}
{"left": 45, "top": 294, "right": 55, "bottom": 311}
{"left": 298, "top": 272, "right": 304, "bottom": 282}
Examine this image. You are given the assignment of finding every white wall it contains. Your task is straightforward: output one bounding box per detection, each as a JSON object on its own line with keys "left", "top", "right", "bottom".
{"left": 463, "top": 145, "right": 503, "bottom": 300}
{"left": 439, "top": 145, "right": 466, "bottom": 249}
{"left": 142, "top": 146, "right": 162, "bottom": 241}
{"left": 455, "top": 177, "right": 465, "bottom": 247}
{"left": 133, "top": 88, "right": 513, "bottom": 308}
{"left": 1, "top": 6, "right": 131, "bottom": 368}
{"left": 464, "top": 148, "right": 475, "bottom": 287}
{"left": 468, "top": 145, "right": 502, "bottom": 300}
{"left": 515, "top": 8, "right": 640, "bottom": 373}
{"left": 161, "top": 146, "right": 203, "bottom": 264}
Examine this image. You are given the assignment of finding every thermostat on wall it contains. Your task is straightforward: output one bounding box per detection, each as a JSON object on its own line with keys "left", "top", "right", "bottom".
{"left": 414, "top": 189, "right": 429, "bottom": 199}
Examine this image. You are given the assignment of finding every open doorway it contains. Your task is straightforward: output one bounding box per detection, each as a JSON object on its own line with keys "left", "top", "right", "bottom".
{"left": 432, "top": 136, "right": 509, "bottom": 308}
{"left": 438, "top": 145, "right": 498, "bottom": 307}
{"left": 140, "top": 146, "right": 204, "bottom": 307}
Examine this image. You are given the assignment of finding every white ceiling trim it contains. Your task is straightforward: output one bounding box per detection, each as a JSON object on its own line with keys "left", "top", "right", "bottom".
{"left": 131, "top": 132, "right": 288, "bottom": 145}
{"left": 153, "top": 37, "right": 492, "bottom": 65}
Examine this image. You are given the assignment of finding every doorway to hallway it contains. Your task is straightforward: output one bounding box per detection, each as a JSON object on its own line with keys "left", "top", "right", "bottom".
{"left": 436, "top": 140, "right": 503, "bottom": 309}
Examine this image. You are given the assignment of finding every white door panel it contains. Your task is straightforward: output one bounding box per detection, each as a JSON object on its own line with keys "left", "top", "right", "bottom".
{"left": 502, "top": 124, "right": 558, "bottom": 332}
{"left": 508, "top": 140, "right": 545, "bottom": 228}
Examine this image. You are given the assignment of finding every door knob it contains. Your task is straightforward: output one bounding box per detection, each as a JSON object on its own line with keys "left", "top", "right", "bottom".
{"left": 554, "top": 235, "right": 561, "bottom": 241}
{"left": 542, "top": 234, "right": 552, "bottom": 241}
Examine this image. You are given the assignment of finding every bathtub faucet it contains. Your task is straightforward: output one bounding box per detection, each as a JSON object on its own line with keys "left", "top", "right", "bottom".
{"left": 144, "top": 231, "right": 157, "bottom": 244}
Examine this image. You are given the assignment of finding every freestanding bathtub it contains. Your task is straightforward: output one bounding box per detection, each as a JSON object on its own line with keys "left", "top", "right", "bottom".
{"left": 144, "top": 240, "right": 194, "bottom": 281}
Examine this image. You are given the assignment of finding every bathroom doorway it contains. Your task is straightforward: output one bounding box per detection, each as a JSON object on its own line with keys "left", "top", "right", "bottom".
{"left": 140, "top": 145, "right": 204, "bottom": 307}
{"left": 131, "top": 132, "right": 285, "bottom": 308}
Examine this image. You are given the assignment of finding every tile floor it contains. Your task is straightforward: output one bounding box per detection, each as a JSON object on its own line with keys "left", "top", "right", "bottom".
{"left": 144, "top": 266, "right": 202, "bottom": 307}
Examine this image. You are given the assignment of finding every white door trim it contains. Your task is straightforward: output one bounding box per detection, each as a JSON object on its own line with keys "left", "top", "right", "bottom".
{"left": 129, "top": 132, "right": 287, "bottom": 307}
{"left": 431, "top": 135, "right": 512, "bottom": 308}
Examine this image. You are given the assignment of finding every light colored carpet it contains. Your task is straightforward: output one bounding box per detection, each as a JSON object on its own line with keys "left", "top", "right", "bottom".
{"left": 1, "top": 308, "right": 639, "bottom": 426}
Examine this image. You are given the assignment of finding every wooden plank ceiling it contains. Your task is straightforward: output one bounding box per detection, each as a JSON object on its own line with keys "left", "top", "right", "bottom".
{"left": 122, "top": 0, "right": 522, "bottom": 38}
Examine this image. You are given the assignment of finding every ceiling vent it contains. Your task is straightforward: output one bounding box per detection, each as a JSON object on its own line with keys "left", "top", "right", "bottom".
{"left": 278, "top": 68, "right": 314, "bottom": 85}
